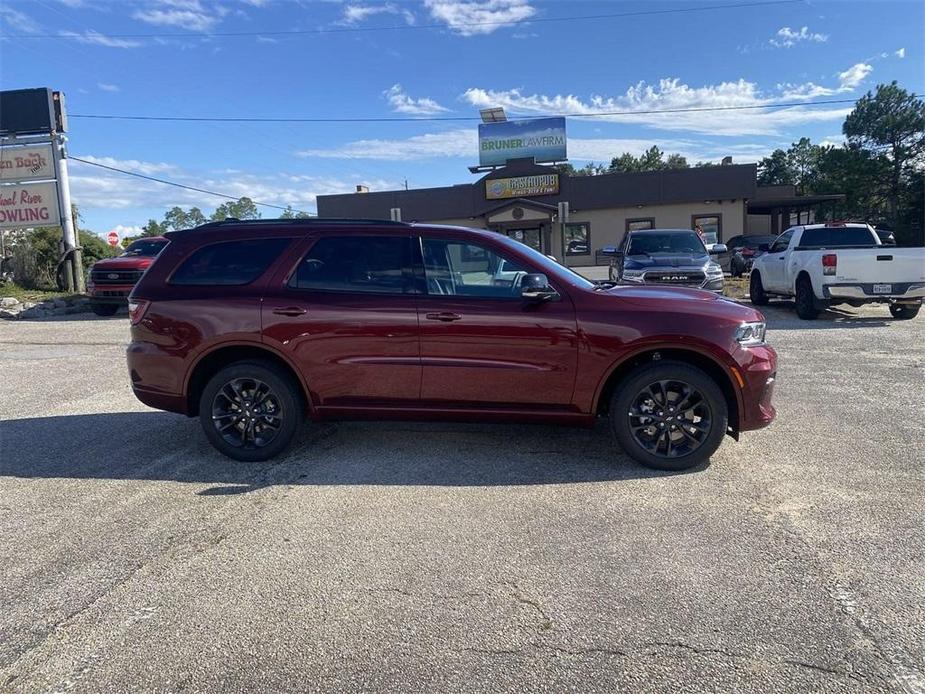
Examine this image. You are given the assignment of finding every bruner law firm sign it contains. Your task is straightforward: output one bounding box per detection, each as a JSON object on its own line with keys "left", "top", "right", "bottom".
{"left": 0, "top": 144, "right": 54, "bottom": 183}
{"left": 478, "top": 117, "right": 567, "bottom": 167}
{"left": 486, "top": 173, "right": 560, "bottom": 200}
{"left": 0, "top": 181, "right": 61, "bottom": 229}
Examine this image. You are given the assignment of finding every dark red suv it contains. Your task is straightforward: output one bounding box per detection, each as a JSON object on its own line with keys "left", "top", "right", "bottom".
{"left": 127, "top": 219, "right": 776, "bottom": 470}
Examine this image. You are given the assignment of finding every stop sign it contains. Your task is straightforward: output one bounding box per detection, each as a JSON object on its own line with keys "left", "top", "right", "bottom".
{"left": 107, "top": 231, "right": 119, "bottom": 247}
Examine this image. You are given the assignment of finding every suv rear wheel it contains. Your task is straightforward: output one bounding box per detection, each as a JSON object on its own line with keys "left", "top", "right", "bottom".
{"left": 199, "top": 360, "right": 304, "bottom": 462}
{"left": 610, "top": 362, "right": 728, "bottom": 471}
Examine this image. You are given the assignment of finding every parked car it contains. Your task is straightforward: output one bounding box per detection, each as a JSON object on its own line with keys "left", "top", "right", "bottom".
{"left": 87, "top": 236, "right": 169, "bottom": 316}
{"left": 750, "top": 223, "right": 925, "bottom": 319}
{"left": 606, "top": 229, "right": 727, "bottom": 293}
{"left": 127, "top": 218, "right": 776, "bottom": 471}
{"left": 718, "top": 235, "right": 778, "bottom": 277}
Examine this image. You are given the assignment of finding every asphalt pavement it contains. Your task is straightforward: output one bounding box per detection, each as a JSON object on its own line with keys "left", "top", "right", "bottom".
{"left": 1, "top": 301, "right": 923, "bottom": 693}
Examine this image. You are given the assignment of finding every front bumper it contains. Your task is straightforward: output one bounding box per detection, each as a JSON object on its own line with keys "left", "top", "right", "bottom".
{"left": 735, "top": 344, "right": 777, "bottom": 432}
{"left": 87, "top": 283, "right": 135, "bottom": 303}
{"left": 824, "top": 283, "right": 925, "bottom": 301}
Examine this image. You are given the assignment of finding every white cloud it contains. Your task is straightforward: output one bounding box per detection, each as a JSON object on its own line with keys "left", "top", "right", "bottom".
{"left": 0, "top": 5, "right": 40, "bottom": 33}
{"left": 296, "top": 129, "right": 775, "bottom": 165}
{"left": 133, "top": 1, "right": 224, "bottom": 32}
{"left": 108, "top": 224, "right": 144, "bottom": 237}
{"left": 383, "top": 84, "right": 450, "bottom": 115}
{"left": 424, "top": 0, "right": 536, "bottom": 36}
{"left": 837, "top": 62, "right": 872, "bottom": 90}
{"left": 97, "top": 82, "right": 120, "bottom": 92}
{"left": 770, "top": 26, "right": 828, "bottom": 48}
{"left": 342, "top": 3, "right": 415, "bottom": 25}
{"left": 460, "top": 77, "right": 854, "bottom": 137}
{"left": 895, "top": 47, "right": 905, "bottom": 59}
{"left": 59, "top": 30, "right": 142, "bottom": 48}
{"left": 68, "top": 155, "right": 387, "bottom": 216}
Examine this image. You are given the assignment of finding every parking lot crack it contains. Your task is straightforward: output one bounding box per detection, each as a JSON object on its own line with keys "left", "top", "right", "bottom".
{"left": 502, "top": 581, "right": 553, "bottom": 631}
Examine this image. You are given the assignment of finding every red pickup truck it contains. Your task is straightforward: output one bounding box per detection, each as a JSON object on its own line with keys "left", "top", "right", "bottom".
{"left": 126, "top": 219, "right": 777, "bottom": 471}
{"left": 87, "top": 237, "right": 168, "bottom": 316}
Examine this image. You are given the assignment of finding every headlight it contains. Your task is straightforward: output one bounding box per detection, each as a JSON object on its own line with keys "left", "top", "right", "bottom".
{"left": 735, "top": 321, "right": 766, "bottom": 346}
{"left": 706, "top": 263, "right": 724, "bottom": 277}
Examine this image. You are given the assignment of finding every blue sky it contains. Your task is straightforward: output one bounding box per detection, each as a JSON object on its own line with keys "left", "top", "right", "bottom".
{"left": 1, "top": 0, "right": 922, "bottom": 237}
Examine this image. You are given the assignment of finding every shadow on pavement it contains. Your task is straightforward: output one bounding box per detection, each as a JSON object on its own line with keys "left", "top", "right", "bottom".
{"left": 0, "top": 411, "right": 699, "bottom": 493}
{"left": 751, "top": 302, "right": 895, "bottom": 330}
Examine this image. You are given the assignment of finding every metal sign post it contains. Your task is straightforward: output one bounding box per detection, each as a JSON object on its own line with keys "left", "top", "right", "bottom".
{"left": 51, "top": 133, "right": 83, "bottom": 292}
{"left": 557, "top": 201, "right": 569, "bottom": 265}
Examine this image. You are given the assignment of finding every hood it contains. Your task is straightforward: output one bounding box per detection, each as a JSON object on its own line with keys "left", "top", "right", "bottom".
{"left": 605, "top": 284, "right": 765, "bottom": 321}
{"left": 92, "top": 256, "right": 155, "bottom": 271}
{"left": 624, "top": 252, "right": 709, "bottom": 269}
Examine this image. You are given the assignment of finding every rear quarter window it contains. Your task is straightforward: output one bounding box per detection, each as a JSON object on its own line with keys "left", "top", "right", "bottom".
{"left": 170, "top": 238, "right": 291, "bottom": 286}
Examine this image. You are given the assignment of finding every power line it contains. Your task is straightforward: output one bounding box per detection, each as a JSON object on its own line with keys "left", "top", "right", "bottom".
{"left": 2, "top": 0, "right": 800, "bottom": 39}
{"left": 69, "top": 97, "right": 871, "bottom": 125}
{"left": 69, "top": 155, "right": 313, "bottom": 215}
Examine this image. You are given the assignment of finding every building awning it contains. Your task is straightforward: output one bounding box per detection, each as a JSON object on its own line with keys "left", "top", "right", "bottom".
{"left": 747, "top": 194, "right": 844, "bottom": 214}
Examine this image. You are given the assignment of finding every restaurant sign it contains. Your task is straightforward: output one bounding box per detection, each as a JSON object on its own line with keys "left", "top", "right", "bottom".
{"left": 0, "top": 144, "right": 55, "bottom": 183}
{"left": 486, "top": 173, "right": 559, "bottom": 200}
{"left": 0, "top": 181, "right": 60, "bottom": 229}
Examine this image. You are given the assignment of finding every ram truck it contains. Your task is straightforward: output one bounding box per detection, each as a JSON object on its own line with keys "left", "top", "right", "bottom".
{"left": 749, "top": 223, "right": 925, "bottom": 320}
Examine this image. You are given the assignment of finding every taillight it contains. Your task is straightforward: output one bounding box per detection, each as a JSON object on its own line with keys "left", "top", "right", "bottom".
{"left": 822, "top": 254, "right": 837, "bottom": 276}
{"left": 128, "top": 299, "right": 150, "bottom": 325}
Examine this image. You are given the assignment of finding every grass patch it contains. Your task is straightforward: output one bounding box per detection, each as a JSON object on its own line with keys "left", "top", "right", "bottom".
{"left": 724, "top": 275, "right": 749, "bottom": 300}
{"left": 0, "top": 282, "right": 81, "bottom": 304}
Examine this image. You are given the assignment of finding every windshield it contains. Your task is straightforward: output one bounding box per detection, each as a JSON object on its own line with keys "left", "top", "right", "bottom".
{"left": 628, "top": 232, "right": 706, "bottom": 255}
{"left": 121, "top": 239, "right": 168, "bottom": 257}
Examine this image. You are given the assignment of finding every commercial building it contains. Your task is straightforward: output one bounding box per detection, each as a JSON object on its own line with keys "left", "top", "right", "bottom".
{"left": 317, "top": 158, "right": 841, "bottom": 268}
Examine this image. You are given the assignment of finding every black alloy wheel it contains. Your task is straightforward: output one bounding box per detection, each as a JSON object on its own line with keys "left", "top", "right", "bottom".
{"left": 199, "top": 360, "right": 303, "bottom": 461}
{"left": 611, "top": 362, "right": 728, "bottom": 471}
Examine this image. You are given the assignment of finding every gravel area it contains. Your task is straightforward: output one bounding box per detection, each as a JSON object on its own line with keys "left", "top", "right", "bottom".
{"left": 1, "top": 303, "right": 922, "bottom": 693}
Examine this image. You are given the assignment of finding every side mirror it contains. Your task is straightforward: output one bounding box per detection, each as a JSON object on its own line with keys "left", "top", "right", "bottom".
{"left": 710, "top": 243, "right": 728, "bottom": 254}
{"left": 758, "top": 244, "right": 770, "bottom": 252}
{"left": 599, "top": 246, "right": 618, "bottom": 256}
{"left": 521, "top": 273, "right": 559, "bottom": 302}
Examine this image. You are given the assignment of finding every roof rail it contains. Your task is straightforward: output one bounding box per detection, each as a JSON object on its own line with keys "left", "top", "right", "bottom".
{"left": 195, "top": 217, "right": 409, "bottom": 228}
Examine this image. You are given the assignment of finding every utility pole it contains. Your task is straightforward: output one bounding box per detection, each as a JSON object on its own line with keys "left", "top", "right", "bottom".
{"left": 52, "top": 133, "right": 84, "bottom": 293}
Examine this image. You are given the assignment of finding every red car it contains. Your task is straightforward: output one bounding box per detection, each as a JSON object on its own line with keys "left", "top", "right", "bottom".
{"left": 127, "top": 219, "right": 776, "bottom": 471}
{"left": 87, "top": 236, "right": 169, "bottom": 316}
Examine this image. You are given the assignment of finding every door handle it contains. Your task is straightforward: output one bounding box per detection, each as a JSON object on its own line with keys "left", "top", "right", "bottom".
{"left": 425, "top": 312, "right": 462, "bottom": 322}
{"left": 272, "top": 306, "right": 307, "bottom": 317}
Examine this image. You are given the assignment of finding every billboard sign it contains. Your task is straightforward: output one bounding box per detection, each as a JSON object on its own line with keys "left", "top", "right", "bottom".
{"left": 0, "top": 144, "right": 55, "bottom": 183}
{"left": 485, "top": 173, "right": 559, "bottom": 200}
{"left": 478, "top": 117, "right": 567, "bottom": 167}
{"left": 0, "top": 88, "right": 56, "bottom": 136}
{"left": 0, "top": 181, "right": 61, "bottom": 229}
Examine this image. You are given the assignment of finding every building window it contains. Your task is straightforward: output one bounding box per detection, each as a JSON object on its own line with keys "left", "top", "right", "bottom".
{"left": 626, "top": 217, "right": 655, "bottom": 232}
{"left": 564, "top": 222, "right": 590, "bottom": 256}
{"left": 692, "top": 214, "right": 722, "bottom": 245}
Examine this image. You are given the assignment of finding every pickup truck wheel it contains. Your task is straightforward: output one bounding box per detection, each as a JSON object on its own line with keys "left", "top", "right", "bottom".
{"left": 91, "top": 303, "right": 119, "bottom": 317}
{"left": 889, "top": 303, "right": 921, "bottom": 320}
{"left": 795, "top": 276, "right": 819, "bottom": 320}
{"left": 199, "top": 360, "right": 303, "bottom": 462}
{"left": 749, "top": 271, "right": 769, "bottom": 305}
{"left": 610, "top": 362, "right": 728, "bottom": 472}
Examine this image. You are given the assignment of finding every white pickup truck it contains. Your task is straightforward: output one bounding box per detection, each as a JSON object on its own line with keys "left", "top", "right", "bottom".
{"left": 750, "top": 223, "right": 925, "bottom": 320}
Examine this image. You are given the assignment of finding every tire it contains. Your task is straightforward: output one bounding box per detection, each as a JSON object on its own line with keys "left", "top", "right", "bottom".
{"left": 610, "top": 361, "right": 728, "bottom": 472}
{"left": 749, "top": 271, "right": 769, "bottom": 306}
{"left": 199, "top": 360, "right": 304, "bottom": 462}
{"left": 91, "top": 303, "right": 119, "bottom": 317}
{"left": 795, "top": 276, "right": 819, "bottom": 320}
{"left": 890, "top": 303, "right": 921, "bottom": 320}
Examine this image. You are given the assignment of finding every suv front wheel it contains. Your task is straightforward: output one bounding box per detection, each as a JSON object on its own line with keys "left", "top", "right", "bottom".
{"left": 610, "top": 362, "right": 728, "bottom": 471}
{"left": 199, "top": 360, "right": 304, "bottom": 462}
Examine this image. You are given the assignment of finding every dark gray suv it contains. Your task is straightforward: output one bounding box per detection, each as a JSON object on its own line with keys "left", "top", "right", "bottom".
{"left": 605, "top": 229, "right": 727, "bottom": 292}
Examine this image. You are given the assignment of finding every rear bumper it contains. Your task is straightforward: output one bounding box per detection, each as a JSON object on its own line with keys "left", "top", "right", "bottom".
{"left": 824, "top": 283, "right": 925, "bottom": 301}
{"left": 127, "top": 340, "right": 188, "bottom": 415}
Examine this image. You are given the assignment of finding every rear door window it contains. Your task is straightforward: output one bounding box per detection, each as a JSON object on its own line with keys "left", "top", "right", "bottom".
{"left": 289, "top": 235, "right": 413, "bottom": 294}
{"left": 170, "top": 238, "right": 291, "bottom": 286}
